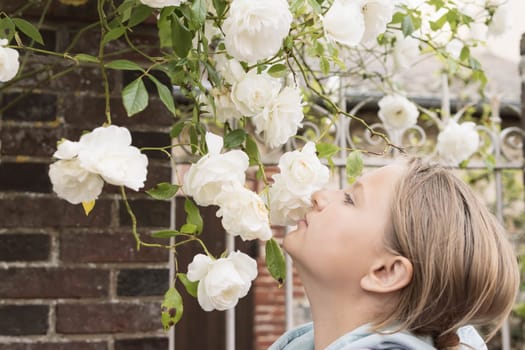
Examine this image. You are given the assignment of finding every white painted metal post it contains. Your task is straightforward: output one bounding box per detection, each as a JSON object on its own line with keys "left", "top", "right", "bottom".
{"left": 226, "top": 234, "right": 236, "bottom": 350}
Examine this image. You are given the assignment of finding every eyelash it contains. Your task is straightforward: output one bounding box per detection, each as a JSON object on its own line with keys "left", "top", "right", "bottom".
{"left": 344, "top": 193, "right": 354, "bottom": 205}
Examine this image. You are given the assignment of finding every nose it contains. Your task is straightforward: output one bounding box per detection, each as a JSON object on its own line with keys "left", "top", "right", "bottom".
{"left": 311, "top": 190, "right": 328, "bottom": 211}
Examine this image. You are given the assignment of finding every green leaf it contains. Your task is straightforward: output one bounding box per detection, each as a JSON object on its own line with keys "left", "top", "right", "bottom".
{"left": 122, "top": 77, "right": 149, "bottom": 117}
{"left": 401, "top": 15, "right": 415, "bottom": 37}
{"left": 128, "top": 5, "right": 153, "bottom": 27}
{"left": 316, "top": 142, "right": 339, "bottom": 159}
{"left": 245, "top": 134, "right": 260, "bottom": 166}
{"left": 157, "top": 9, "right": 173, "bottom": 48}
{"left": 390, "top": 12, "right": 405, "bottom": 25}
{"left": 346, "top": 150, "right": 363, "bottom": 184}
{"left": 13, "top": 18, "right": 43, "bottom": 45}
{"left": 161, "top": 287, "right": 184, "bottom": 330}
{"left": 146, "top": 182, "right": 180, "bottom": 200}
{"left": 180, "top": 223, "right": 197, "bottom": 234}
{"left": 74, "top": 54, "right": 100, "bottom": 63}
{"left": 105, "top": 59, "right": 144, "bottom": 71}
{"left": 190, "top": 0, "right": 207, "bottom": 30}
{"left": 213, "top": 0, "right": 226, "bottom": 17}
{"left": 224, "top": 129, "right": 247, "bottom": 149}
{"left": 177, "top": 273, "right": 198, "bottom": 297}
{"left": 148, "top": 75, "right": 176, "bottom": 116}
{"left": 184, "top": 198, "right": 203, "bottom": 234}
{"left": 265, "top": 238, "right": 286, "bottom": 286}
{"left": 429, "top": 13, "right": 448, "bottom": 31}
{"left": 151, "top": 229, "right": 182, "bottom": 238}
{"left": 170, "top": 121, "right": 186, "bottom": 138}
{"left": 320, "top": 57, "right": 330, "bottom": 75}
{"left": 0, "top": 17, "right": 16, "bottom": 41}
{"left": 306, "top": 0, "right": 322, "bottom": 13}
{"left": 102, "top": 26, "right": 127, "bottom": 45}
{"left": 460, "top": 45, "right": 470, "bottom": 62}
{"left": 267, "top": 63, "right": 288, "bottom": 78}
{"left": 171, "top": 14, "right": 193, "bottom": 58}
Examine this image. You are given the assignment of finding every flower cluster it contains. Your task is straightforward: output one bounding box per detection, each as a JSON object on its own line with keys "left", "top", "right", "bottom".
{"left": 203, "top": 58, "right": 305, "bottom": 149}
{"left": 49, "top": 125, "right": 148, "bottom": 204}
{"left": 437, "top": 120, "right": 480, "bottom": 165}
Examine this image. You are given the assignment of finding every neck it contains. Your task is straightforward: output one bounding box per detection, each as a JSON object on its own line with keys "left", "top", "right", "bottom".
{"left": 300, "top": 274, "right": 382, "bottom": 350}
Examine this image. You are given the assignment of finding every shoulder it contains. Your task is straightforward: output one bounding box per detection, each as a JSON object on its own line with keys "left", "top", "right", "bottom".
{"left": 268, "top": 322, "right": 314, "bottom": 350}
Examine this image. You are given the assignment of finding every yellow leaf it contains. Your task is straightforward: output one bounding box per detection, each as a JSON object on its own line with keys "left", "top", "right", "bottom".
{"left": 82, "top": 200, "right": 95, "bottom": 216}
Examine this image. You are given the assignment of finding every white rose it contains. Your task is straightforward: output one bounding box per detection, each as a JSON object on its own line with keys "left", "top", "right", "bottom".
{"left": 267, "top": 142, "right": 330, "bottom": 225}
{"left": 322, "top": 0, "right": 365, "bottom": 46}
{"left": 392, "top": 33, "right": 419, "bottom": 72}
{"left": 0, "top": 39, "right": 19, "bottom": 82}
{"left": 183, "top": 132, "right": 249, "bottom": 206}
{"left": 210, "top": 87, "right": 243, "bottom": 123}
{"left": 323, "top": 0, "right": 393, "bottom": 46}
{"left": 76, "top": 125, "right": 148, "bottom": 191}
{"left": 139, "top": 0, "right": 187, "bottom": 8}
{"left": 361, "top": 0, "right": 395, "bottom": 43}
{"left": 378, "top": 95, "right": 419, "bottom": 131}
{"left": 231, "top": 69, "right": 281, "bottom": 117}
{"left": 437, "top": 121, "right": 480, "bottom": 164}
{"left": 276, "top": 142, "right": 329, "bottom": 197}
{"left": 216, "top": 185, "right": 272, "bottom": 241}
{"left": 488, "top": 2, "right": 511, "bottom": 36}
{"left": 252, "top": 86, "right": 304, "bottom": 149}
{"left": 268, "top": 178, "right": 312, "bottom": 226}
{"left": 223, "top": 0, "right": 292, "bottom": 63}
{"left": 49, "top": 159, "right": 104, "bottom": 204}
{"left": 187, "top": 251, "right": 257, "bottom": 311}
{"left": 214, "top": 55, "right": 246, "bottom": 85}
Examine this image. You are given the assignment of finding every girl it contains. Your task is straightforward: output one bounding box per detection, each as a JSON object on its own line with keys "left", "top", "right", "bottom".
{"left": 270, "top": 158, "right": 520, "bottom": 350}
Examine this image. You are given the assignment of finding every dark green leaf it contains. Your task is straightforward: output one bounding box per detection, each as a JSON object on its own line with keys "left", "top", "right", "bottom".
{"left": 102, "top": 26, "right": 127, "bottom": 45}
{"left": 184, "top": 198, "right": 203, "bottom": 234}
{"left": 161, "top": 287, "right": 183, "bottom": 329}
{"left": 158, "top": 8, "right": 173, "bottom": 48}
{"left": 129, "top": 5, "right": 153, "bottom": 27}
{"left": 213, "top": 0, "right": 226, "bottom": 17}
{"left": 74, "top": 54, "right": 100, "bottom": 63}
{"left": 171, "top": 14, "right": 193, "bottom": 58}
{"left": 316, "top": 142, "right": 339, "bottom": 159}
{"left": 146, "top": 182, "right": 180, "bottom": 200}
{"left": 105, "top": 59, "right": 144, "bottom": 71}
{"left": 267, "top": 63, "right": 288, "bottom": 78}
{"left": 170, "top": 121, "right": 186, "bottom": 138}
{"left": 177, "top": 273, "right": 198, "bottom": 297}
{"left": 190, "top": 0, "right": 207, "bottom": 30}
{"left": 346, "top": 150, "right": 363, "bottom": 184}
{"left": 151, "top": 229, "right": 182, "bottom": 238}
{"left": 13, "top": 18, "right": 43, "bottom": 45}
{"left": 224, "top": 129, "right": 247, "bottom": 149}
{"left": 122, "top": 77, "right": 149, "bottom": 117}
{"left": 265, "top": 238, "right": 286, "bottom": 286}
{"left": 148, "top": 74, "right": 176, "bottom": 116}
{"left": 0, "top": 17, "right": 16, "bottom": 41}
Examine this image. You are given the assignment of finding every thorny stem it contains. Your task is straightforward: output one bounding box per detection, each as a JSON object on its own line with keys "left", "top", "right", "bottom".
{"left": 97, "top": 0, "right": 112, "bottom": 124}
{"left": 288, "top": 49, "right": 402, "bottom": 155}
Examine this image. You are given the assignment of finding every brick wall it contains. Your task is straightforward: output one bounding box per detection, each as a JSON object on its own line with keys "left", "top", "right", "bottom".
{"left": 0, "top": 1, "right": 173, "bottom": 349}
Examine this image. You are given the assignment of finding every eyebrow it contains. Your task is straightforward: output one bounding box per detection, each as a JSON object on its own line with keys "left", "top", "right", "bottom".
{"left": 353, "top": 180, "right": 365, "bottom": 204}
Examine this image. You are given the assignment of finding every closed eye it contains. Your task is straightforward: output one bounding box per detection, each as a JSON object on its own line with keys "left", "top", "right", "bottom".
{"left": 344, "top": 192, "right": 354, "bottom": 205}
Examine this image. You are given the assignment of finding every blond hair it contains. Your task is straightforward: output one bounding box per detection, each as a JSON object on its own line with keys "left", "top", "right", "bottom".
{"left": 376, "top": 158, "right": 520, "bottom": 349}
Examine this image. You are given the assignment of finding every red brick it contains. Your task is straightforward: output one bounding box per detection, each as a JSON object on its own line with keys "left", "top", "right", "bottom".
{"left": 1, "top": 342, "right": 107, "bottom": 350}
{"left": 0, "top": 234, "right": 50, "bottom": 262}
{"left": 0, "top": 197, "right": 112, "bottom": 228}
{"left": 56, "top": 302, "right": 162, "bottom": 333}
{"left": 0, "top": 305, "right": 48, "bottom": 335}
{"left": 0, "top": 268, "right": 108, "bottom": 298}
{"left": 60, "top": 233, "right": 169, "bottom": 263}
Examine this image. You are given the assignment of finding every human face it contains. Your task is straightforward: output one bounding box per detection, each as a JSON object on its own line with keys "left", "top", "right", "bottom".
{"left": 283, "top": 164, "right": 406, "bottom": 287}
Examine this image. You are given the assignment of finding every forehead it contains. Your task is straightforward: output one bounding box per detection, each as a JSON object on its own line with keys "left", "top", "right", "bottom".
{"left": 357, "top": 164, "right": 406, "bottom": 203}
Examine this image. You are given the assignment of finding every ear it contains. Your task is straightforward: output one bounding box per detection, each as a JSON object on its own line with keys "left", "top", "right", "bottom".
{"left": 360, "top": 255, "right": 413, "bottom": 293}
